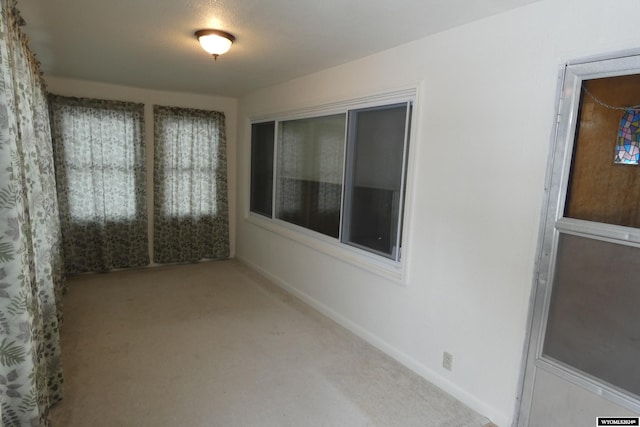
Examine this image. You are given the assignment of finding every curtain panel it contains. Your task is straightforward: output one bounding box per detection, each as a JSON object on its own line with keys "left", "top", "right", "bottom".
{"left": 0, "top": 0, "right": 65, "bottom": 424}
{"left": 153, "top": 105, "right": 230, "bottom": 263}
{"left": 49, "top": 96, "right": 149, "bottom": 274}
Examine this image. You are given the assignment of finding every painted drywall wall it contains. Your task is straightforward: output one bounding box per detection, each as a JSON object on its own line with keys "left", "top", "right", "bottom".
{"left": 235, "top": 0, "right": 640, "bottom": 425}
{"left": 45, "top": 77, "right": 238, "bottom": 260}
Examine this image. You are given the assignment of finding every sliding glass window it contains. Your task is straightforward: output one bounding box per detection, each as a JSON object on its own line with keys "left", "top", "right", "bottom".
{"left": 249, "top": 99, "right": 412, "bottom": 262}
{"left": 341, "top": 103, "right": 411, "bottom": 259}
{"left": 276, "top": 114, "right": 346, "bottom": 238}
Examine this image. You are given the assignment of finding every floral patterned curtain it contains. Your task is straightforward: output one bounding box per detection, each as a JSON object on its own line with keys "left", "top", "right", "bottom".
{"left": 0, "top": 0, "right": 64, "bottom": 424}
{"left": 153, "top": 105, "right": 229, "bottom": 263}
{"left": 49, "top": 96, "right": 148, "bottom": 273}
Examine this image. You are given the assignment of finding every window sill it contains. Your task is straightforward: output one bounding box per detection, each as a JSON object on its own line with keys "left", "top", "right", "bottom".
{"left": 245, "top": 213, "right": 407, "bottom": 285}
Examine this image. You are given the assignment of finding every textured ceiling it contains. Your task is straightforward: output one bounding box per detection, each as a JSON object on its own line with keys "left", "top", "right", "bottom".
{"left": 18, "top": 0, "right": 539, "bottom": 97}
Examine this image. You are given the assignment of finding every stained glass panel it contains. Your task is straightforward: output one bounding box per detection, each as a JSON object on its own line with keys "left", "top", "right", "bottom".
{"left": 614, "top": 108, "right": 640, "bottom": 165}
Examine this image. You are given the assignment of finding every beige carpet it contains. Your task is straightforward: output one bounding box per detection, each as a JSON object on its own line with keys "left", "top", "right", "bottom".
{"left": 50, "top": 260, "right": 491, "bottom": 427}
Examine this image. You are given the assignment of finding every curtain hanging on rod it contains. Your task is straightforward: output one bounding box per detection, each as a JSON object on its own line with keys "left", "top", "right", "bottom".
{"left": 153, "top": 105, "right": 230, "bottom": 263}
{"left": 0, "top": 0, "right": 65, "bottom": 424}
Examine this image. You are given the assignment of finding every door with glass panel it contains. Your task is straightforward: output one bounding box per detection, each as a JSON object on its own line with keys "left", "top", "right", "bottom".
{"left": 519, "top": 53, "right": 640, "bottom": 426}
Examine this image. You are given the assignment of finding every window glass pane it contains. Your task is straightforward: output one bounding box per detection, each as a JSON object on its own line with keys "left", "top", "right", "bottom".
{"left": 564, "top": 75, "right": 640, "bottom": 228}
{"left": 342, "top": 103, "right": 409, "bottom": 259}
{"left": 276, "top": 114, "right": 345, "bottom": 238}
{"left": 543, "top": 233, "right": 640, "bottom": 397}
{"left": 250, "top": 122, "right": 275, "bottom": 217}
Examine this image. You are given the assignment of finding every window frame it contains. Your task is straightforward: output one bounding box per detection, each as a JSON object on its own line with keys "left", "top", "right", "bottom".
{"left": 245, "top": 88, "right": 418, "bottom": 283}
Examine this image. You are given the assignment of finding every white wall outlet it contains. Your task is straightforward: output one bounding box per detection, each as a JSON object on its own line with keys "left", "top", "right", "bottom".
{"left": 443, "top": 351, "right": 453, "bottom": 371}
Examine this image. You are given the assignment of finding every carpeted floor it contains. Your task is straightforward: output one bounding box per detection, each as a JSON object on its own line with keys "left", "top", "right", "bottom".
{"left": 50, "top": 260, "right": 491, "bottom": 426}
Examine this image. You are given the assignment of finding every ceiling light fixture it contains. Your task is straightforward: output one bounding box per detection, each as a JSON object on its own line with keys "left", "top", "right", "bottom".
{"left": 195, "top": 29, "right": 235, "bottom": 60}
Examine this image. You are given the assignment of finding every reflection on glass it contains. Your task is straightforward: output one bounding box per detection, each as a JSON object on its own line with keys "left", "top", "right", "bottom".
{"left": 341, "top": 103, "right": 409, "bottom": 259}
{"left": 276, "top": 114, "right": 346, "bottom": 238}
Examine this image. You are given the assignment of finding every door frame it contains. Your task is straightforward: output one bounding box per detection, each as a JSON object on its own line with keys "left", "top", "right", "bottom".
{"left": 517, "top": 49, "right": 640, "bottom": 427}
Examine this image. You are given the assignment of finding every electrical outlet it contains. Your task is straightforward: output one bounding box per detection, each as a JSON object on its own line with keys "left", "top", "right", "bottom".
{"left": 442, "top": 352, "right": 453, "bottom": 371}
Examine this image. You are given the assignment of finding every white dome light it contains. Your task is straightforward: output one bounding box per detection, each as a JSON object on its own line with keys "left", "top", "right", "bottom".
{"left": 195, "top": 29, "right": 235, "bottom": 60}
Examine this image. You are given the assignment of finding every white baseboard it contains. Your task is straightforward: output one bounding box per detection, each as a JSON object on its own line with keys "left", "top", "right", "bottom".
{"left": 236, "top": 255, "right": 510, "bottom": 427}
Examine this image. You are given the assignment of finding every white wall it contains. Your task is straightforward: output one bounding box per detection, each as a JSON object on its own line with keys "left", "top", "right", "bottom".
{"left": 235, "top": 1, "right": 640, "bottom": 425}
{"left": 45, "top": 77, "right": 238, "bottom": 259}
